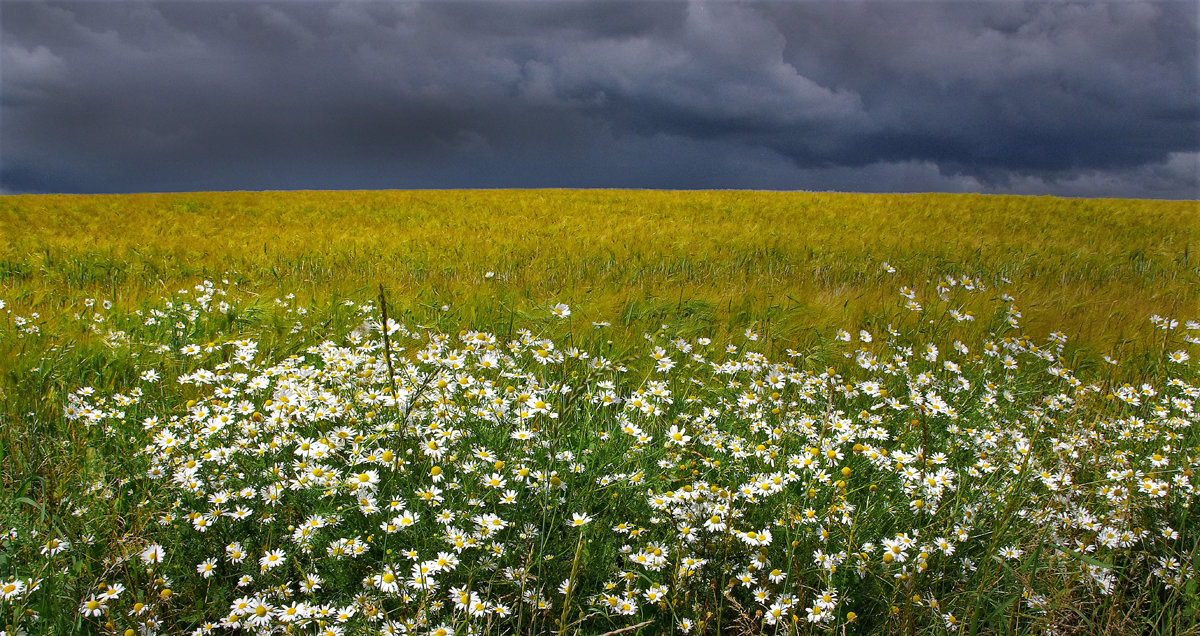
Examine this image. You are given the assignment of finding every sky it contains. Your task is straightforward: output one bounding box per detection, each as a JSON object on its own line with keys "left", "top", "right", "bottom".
{"left": 2, "top": 1, "right": 1197, "bottom": 198}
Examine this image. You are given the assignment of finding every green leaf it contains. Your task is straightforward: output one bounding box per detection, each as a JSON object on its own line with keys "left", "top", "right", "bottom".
{"left": 1047, "top": 543, "right": 1117, "bottom": 570}
{"left": 1023, "top": 527, "right": 1050, "bottom": 575}
{"left": 16, "top": 496, "right": 46, "bottom": 524}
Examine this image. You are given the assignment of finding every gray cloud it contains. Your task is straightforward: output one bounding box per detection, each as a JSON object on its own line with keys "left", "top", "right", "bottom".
{"left": 2, "top": 1, "right": 1196, "bottom": 197}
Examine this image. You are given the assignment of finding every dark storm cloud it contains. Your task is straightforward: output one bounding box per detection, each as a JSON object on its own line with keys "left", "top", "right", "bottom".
{"left": 2, "top": 1, "right": 1197, "bottom": 197}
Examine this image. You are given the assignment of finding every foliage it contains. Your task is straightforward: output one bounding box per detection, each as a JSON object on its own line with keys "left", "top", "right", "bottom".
{"left": 0, "top": 191, "right": 1197, "bottom": 635}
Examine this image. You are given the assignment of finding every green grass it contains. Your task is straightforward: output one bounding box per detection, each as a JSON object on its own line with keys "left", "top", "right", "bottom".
{"left": 1, "top": 190, "right": 1195, "bottom": 359}
{"left": 0, "top": 190, "right": 1197, "bottom": 635}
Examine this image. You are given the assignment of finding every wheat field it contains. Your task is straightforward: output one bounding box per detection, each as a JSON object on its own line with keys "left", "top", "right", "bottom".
{"left": 2, "top": 190, "right": 1196, "bottom": 355}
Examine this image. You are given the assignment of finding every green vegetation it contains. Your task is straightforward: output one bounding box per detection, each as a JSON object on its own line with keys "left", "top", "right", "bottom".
{"left": 1, "top": 190, "right": 1196, "bottom": 356}
{"left": 0, "top": 190, "right": 1196, "bottom": 635}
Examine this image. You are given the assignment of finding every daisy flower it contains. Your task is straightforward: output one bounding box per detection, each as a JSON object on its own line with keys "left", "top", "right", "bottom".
{"left": 569, "top": 512, "right": 592, "bottom": 528}
{"left": 141, "top": 543, "right": 165, "bottom": 565}
{"left": 259, "top": 549, "right": 286, "bottom": 571}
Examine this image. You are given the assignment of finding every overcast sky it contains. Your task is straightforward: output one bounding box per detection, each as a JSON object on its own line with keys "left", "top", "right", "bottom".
{"left": 2, "top": 1, "right": 1197, "bottom": 197}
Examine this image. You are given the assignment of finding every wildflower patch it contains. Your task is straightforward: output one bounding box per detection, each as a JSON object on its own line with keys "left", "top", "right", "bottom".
{"left": 2, "top": 273, "right": 1198, "bottom": 635}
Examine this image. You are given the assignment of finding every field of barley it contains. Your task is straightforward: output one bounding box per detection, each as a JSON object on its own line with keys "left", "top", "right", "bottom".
{"left": 0, "top": 190, "right": 1197, "bottom": 635}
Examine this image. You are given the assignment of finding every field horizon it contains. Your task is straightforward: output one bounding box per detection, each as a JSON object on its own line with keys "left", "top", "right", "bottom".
{"left": 7, "top": 188, "right": 1197, "bottom": 201}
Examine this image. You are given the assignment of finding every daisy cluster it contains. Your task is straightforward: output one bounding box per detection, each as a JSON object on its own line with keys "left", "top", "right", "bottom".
{"left": 5, "top": 275, "right": 1198, "bottom": 635}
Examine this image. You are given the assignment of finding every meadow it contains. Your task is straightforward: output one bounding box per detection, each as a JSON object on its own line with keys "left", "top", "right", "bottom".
{"left": 0, "top": 190, "right": 1197, "bottom": 635}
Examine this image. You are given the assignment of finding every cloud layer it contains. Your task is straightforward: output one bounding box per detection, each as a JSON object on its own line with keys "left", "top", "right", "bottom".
{"left": 3, "top": 1, "right": 1197, "bottom": 197}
